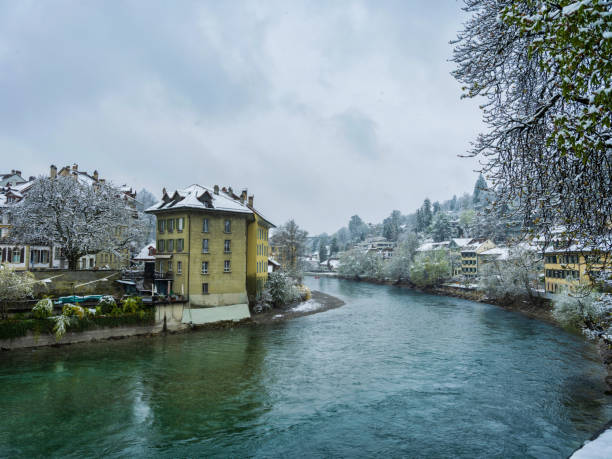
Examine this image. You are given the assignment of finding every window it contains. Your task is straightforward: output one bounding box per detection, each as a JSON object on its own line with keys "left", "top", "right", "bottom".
{"left": 167, "top": 218, "right": 174, "bottom": 233}
{"left": 158, "top": 220, "right": 165, "bottom": 233}
{"left": 201, "top": 261, "right": 208, "bottom": 274}
{"left": 159, "top": 260, "right": 164, "bottom": 272}
{"left": 177, "top": 218, "right": 184, "bottom": 232}
{"left": 224, "top": 219, "right": 231, "bottom": 233}
{"left": 177, "top": 239, "right": 184, "bottom": 252}
{"left": 158, "top": 240, "right": 165, "bottom": 252}
{"left": 202, "top": 239, "right": 209, "bottom": 253}
{"left": 177, "top": 261, "right": 182, "bottom": 274}
{"left": 167, "top": 239, "right": 174, "bottom": 252}
{"left": 224, "top": 240, "right": 231, "bottom": 253}
{"left": 202, "top": 218, "right": 209, "bottom": 233}
{"left": 224, "top": 260, "right": 231, "bottom": 272}
{"left": 168, "top": 261, "right": 173, "bottom": 272}
{"left": 202, "top": 283, "right": 209, "bottom": 294}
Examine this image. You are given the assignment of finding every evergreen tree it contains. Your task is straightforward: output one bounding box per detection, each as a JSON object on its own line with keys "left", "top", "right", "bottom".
{"left": 330, "top": 237, "right": 339, "bottom": 255}
{"left": 432, "top": 201, "right": 441, "bottom": 214}
{"left": 319, "top": 244, "right": 328, "bottom": 263}
{"left": 430, "top": 212, "right": 452, "bottom": 242}
{"left": 472, "top": 174, "right": 488, "bottom": 207}
{"left": 421, "top": 199, "right": 433, "bottom": 228}
{"left": 348, "top": 215, "right": 368, "bottom": 241}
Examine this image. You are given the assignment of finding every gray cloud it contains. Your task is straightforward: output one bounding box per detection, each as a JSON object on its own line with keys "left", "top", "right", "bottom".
{"left": 0, "top": 0, "right": 483, "bottom": 234}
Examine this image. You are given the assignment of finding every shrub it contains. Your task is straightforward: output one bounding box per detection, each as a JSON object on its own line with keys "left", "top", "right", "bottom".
{"left": 53, "top": 314, "right": 72, "bottom": 341}
{"left": 409, "top": 250, "right": 450, "bottom": 288}
{"left": 32, "top": 298, "right": 54, "bottom": 319}
{"left": 122, "top": 296, "right": 144, "bottom": 314}
{"left": 553, "top": 290, "right": 612, "bottom": 334}
{"left": 62, "top": 304, "right": 85, "bottom": 319}
{"left": 265, "top": 271, "right": 306, "bottom": 307}
{"left": 98, "top": 295, "right": 117, "bottom": 314}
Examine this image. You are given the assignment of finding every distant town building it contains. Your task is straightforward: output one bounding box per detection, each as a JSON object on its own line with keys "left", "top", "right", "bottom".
{"left": 543, "top": 243, "right": 610, "bottom": 293}
{"left": 460, "top": 238, "right": 496, "bottom": 279}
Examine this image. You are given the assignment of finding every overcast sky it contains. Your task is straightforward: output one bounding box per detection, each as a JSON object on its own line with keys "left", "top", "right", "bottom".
{"left": 0, "top": 0, "right": 482, "bottom": 235}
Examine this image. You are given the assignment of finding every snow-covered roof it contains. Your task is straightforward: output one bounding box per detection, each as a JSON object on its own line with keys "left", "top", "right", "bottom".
{"left": 452, "top": 238, "right": 472, "bottom": 247}
{"left": 133, "top": 242, "right": 156, "bottom": 261}
{"left": 268, "top": 258, "right": 280, "bottom": 267}
{"left": 146, "top": 184, "right": 253, "bottom": 215}
{"left": 479, "top": 247, "right": 510, "bottom": 260}
{"left": 417, "top": 241, "right": 452, "bottom": 252}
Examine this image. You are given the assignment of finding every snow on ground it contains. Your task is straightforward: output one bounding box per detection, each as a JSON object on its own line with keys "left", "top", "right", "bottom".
{"left": 292, "top": 300, "right": 322, "bottom": 313}
{"left": 571, "top": 428, "right": 612, "bottom": 459}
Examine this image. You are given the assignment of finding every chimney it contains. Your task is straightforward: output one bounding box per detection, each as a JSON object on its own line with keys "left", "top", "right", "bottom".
{"left": 93, "top": 170, "right": 99, "bottom": 181}
{"left": 240, "top": 189, "right": 247, "bottom": 203}
{"left": 15, "top": 170, "right": 21, "bottom": 176}
{"left": 222, "top": 186, "right": 227, "bottom": 193}
{"left": 10, "top": 169, "right": 15, "bottom": 174}
{"left": 228, "top": 186, "right": 233, "bottom": 195}
{"left": 50, "top": 165, "right": 57, "bottom": 178}
{"left": 213, "top": 185, "right": 219, "bottom": 195}
{"left": 72, "top": 163, "right": 78, "bottom": 171}
{"left": 248, "top": 195, "right": 254, "bottom": 207}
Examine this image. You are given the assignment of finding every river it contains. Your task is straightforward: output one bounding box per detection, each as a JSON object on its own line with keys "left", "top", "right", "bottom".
{"left": 0, "top": 277, "right": 610, "bottom": 457}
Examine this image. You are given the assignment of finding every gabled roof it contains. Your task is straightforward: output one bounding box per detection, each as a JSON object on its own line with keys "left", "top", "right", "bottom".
{"left": 145, "top": 185, "right": 275, "bottom": 228}
{"left": 147, "top": 184, "right": 252, "bottom": 214}
{"left": 479, "top": 247, "right": 510, "bottom": 260}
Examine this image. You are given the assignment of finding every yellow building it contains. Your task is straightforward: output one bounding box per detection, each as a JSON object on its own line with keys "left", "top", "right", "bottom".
{"left": 145, "top": 185, "right": 274, "bottom": 312}
{"left": 460, "top": 238, "right": 496, "bottom": 279}
{"left": 543, "top": 246, "right": 610, "bottom": 293}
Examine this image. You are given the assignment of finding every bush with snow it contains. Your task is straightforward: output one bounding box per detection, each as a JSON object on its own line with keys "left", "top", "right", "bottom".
{"left": 32, "top": 298, "right": 54, "bottom": 319}
{"left": 553, "top": 289, "right": 612, "bottom": 338}
{"left": 265, "top": 271, "right": 306, "bottom": 308}
{"left": 409, "top": 250, "right": 450, "bottom": 288}
{"left": 97, "top": 295, "right": 116, "bottom": 314}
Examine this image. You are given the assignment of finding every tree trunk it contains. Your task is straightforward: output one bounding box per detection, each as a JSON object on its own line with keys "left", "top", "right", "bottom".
{"left": 67, "top": 255, "right": 79, "bottom": 271}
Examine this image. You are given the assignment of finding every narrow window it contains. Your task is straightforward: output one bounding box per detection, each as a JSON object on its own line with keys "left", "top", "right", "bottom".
{"left": 167, "top": 239, "right": 174, "bottom": 252}
{"left": 177, "top": 239, "right": 184, "bottom": 252}
{"left": 224, "top": 219, "right": 231, "bottom": 233}
{"left": 224, "top": 240, "right": 231, "bottom": 253}
{"left": 168, "top": 261, "right": 173, "bottom": 272}
{"left": 202, "top": 261, "right": 208, "bottom": 274}
{"left": 202, "top": 239, "right": 209, "bottom": 253}
{"left": 202, "top": 218, "right": 209, "bottom": 233}
{"left": 167, "top": 218, "right": 174, "bottom": 233}
{"left": 158, "top": 240, "right": 165, "bottom": 252}
{"left": 202, "top": 283, "right": 208, "bottom": 294}
{"left": 224, "top": 260, "right": 231, "bottom": 272}
{"left": 177, "top": 261, "right": 182, "bottom": 274}
{"left": 177, "top": 218, "right": 184, "bottom": 232}
{"left": 158, "top": 220, "right": 165, "bottom": 233}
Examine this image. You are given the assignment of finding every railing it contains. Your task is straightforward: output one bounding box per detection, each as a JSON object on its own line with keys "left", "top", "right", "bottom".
{"left": 154, "top": 271, "right": 173, "bottom": 280}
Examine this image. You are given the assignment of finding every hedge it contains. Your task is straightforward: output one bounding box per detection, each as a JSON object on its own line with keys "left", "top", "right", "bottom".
{"left": 0, "top": 309, "right": 155, "bottom": 341}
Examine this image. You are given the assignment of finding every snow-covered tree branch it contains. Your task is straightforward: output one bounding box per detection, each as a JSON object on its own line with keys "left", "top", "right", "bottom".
{"left": 452, "top": 0, "right": 612, "bottom": 253}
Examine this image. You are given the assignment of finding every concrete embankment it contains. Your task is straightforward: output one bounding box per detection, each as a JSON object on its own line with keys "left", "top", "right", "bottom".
{"left": 0, "top": 291, "right": 345, "bottom": 351}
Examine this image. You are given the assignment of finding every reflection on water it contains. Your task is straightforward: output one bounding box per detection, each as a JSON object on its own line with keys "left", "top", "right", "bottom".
{"left": 0, "top": 277, "right": 610, "bottom": 457}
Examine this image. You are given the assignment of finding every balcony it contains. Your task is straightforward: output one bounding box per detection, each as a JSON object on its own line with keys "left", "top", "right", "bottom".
{"left": 154, "top": 271, "right": 174, "bottom": 280}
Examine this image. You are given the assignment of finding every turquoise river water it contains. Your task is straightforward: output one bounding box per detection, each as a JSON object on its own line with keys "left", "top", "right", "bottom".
{"left": 0, "top": 277, "right": 611, "bottom": 457}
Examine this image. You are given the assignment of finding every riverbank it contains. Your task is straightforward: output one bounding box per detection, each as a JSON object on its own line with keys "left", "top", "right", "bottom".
{"left": 0, "top": 290, "right": 345, "bottom": 351}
